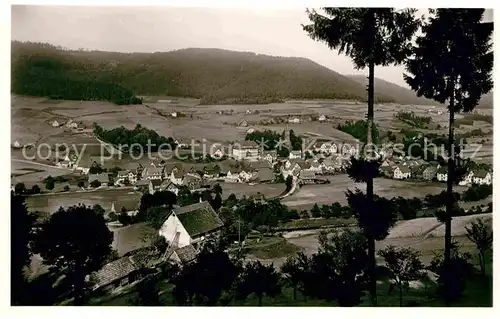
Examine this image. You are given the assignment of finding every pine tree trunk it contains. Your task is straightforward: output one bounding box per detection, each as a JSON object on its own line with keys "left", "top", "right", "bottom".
{"left": 444, "top": 81, "right": 455, "bottom": 304}
{"left": 258, "top": 294, "right": 263, "bottom": 306}
{"left": 293, "top": 286, "right": 297, "bottom": 300}
{"left": 367, "top": 59, "right": 377, "bottom": 307}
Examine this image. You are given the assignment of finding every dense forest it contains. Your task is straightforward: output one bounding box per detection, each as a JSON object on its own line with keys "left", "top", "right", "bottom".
{"left": 11, "top": 42, "right": 143, "bottom": 105}
{"left": 11, "top": 41, "right": 396, "bottom": 104}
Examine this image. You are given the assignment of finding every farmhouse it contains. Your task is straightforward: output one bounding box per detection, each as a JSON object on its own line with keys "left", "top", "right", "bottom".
{"left": 472, "top": 170, "right": 492, "bottom": 185}
{"left": 237, "top": 119, "right": 248, "bottom": 127}
{"left": 459, "top": 171, "right": 475, "bottom": 186}
{"left": 393, "top": 166, "right": 411, "bottom": 180}
{"left": 420, "top": 165, "right": 437, "bottom": 181}
{"left": 134, "top": 179, "right": 152, "bottom": 193}
{"left": 142, "top": 165, "right": 164, "bottom": 180}
{"left": 318, "top": 114, "right": 327, "bottom": 122}
{"left": 232, "top": 140, "right": 260, "bottom": 162}
{"left": 288, "top": 117, "right": 301, "bottom": 124}
{"left": 116, "top": 170, "right": 137, "bottom": 185}
{"left": 436, "top": 167, "right": 448, "bottom": 182}
{"left": 251, "top": 160, "right": 273, "bottom": 171}
{"left": 89, "top": 256, "right": 141, "bottom": 293}
{"left": 159, "top": 201, "right": 224, "bottom": 250}
{"left": 256, "top": 168, "right": 275, "bottom": 183}
{"left": 51, "top": 120, "right": 60, "bottom": 127}
{"left": 170, "top": 245, "right": 198, "bottom": 265}
{"left": 170, "top": 168, "right": 185, "bottom": 185}
{"left": 299, "top": 170, "right": 316, "bottom": 184}
{"left": 88, "top": 173, "right": 110, "bottom": 186}
{"left": 289, "top": 150, "right": 302, "bottom": 159}
{"left": 203, "top": 164, "right": 221, "bottom": 178}
{"left": 309, "top": 161, "right": 323, "bottom": 174}
{"left": 262, "top": 150, "right": 278, "bottom": 163}
{"left": 380, "top": 165, "right": 395, "bottom": 178}
{"left": 246, "top": 127, "right": 256, "bottom": 134}
{"left": 150, "top": 179, "right": 164, "bottom": 194}
{"left": 159, "top": 180, "right": 180, "bottom": 195}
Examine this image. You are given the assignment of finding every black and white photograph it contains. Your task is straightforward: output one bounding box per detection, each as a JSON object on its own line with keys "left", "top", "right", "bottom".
{"left": 8, "top": 4, "right": 494, "bottom": 307}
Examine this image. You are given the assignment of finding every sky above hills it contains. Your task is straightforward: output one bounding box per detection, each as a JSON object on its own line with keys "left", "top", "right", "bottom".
{"left": 11, "top": 6, "right": 493, "bottom": 88}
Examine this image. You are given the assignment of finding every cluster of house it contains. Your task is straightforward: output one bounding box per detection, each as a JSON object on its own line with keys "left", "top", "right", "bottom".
{"left": 90, "top": 201, "right": 224, "bottom": 292}
{"left": 379, "top": 156, "right": 492, "bottom": 186}
{"left": 50, "top": 118, "right": 81, "bottom": 130}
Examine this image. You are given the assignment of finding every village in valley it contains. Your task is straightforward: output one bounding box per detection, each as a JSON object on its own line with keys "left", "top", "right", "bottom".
{"left": 10, "top": 6, "right": 493, "bottom": 308}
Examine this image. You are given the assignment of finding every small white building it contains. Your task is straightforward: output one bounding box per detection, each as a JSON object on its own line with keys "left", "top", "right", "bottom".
{"left": 171, "top": 112, "right": 178, "bottom": 118}
{"left": 393, "top": 166, "right": 411, "bottom": 180}
{"left": 472, "top": 170, "right": 492, "bottom": 185}
{"left": 288, "top": 117, "right": 301, "bottom": 124}
{"left": 159, "top": 201, "right": 224, "bottom": 250}
{"left": 246, "top": 127, "right": 256, "bottom": 134}
{"left": 436, "top": 167, "right": 448, "bottom": 182}
{"left": 52, "top": 120, "right": 60, "bottom": 127}
{"left": 459, "top": 171, "right": 475, "bottom": 186}
{"left": 318, "top": 114, "right": 327, "bottom": 122}
{"left": 288, "top": 150, "right": 302, "bottom": 159}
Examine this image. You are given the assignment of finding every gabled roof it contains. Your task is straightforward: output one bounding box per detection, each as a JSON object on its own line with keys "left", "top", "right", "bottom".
{"left": 89, "top": 256, "right": 138, "bottom": 289}
{"left": 263, "top": 150, "right": 277, "bottom": 156}
{"left": 437, "top": 166, "right": 448, "bottom": 174}
{"left": 88, "top": 173, "right": 110, "bottom": 183}
{"left": 257, "top": 168, "right": 275, "bottom": 182}
{"left": 173, "top": 201, "right": 224, "bottom": 238}
{"left": 143, "top": 165, "right": 163, "bottom": 176}
{"left": 111, "top": 222, "right": 156, "bottom": 256}
{"left": 173, "top": 245, "right": 198, "bottom": 264}
{"left": 135, "top": 179, "right": 151, "bottom": 187}
{"left": 151, "top": 179, "right": 163, "bottom": 188}
{"left": 299, "top": 170, "right": 316, "bottom": 180}
{"left": 117, "top": 170, "right": 130, "bottom": 177}
{"left": 251, "top": 160, "right": 272, "bottom": 170}
{"left": 239, "top": 140, "right": 259, "bottom": 149}
{"left": 397, "top": 166, "right": 412, "bottom": 174}
{"left": 423, "top": 165, "right": 439, "bottom": 175}
{"left": 474, "top": 170, "right": 490, "bottom": 178}
{"left": 173, "top": 169, "right": 185, "bottom": 179}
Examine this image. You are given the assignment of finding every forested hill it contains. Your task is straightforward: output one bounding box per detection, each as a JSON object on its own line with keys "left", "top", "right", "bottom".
{"left": 347, "top": 75, "right": 493, "bottom": 109}
{"left": 11, "top": 41, "right": 394, "bottom": 105}
{"left": 347, "top": 75, "right": 441, "bottom": 106}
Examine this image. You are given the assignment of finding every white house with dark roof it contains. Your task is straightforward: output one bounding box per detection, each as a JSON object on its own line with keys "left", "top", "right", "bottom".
{"left": 472, "top": 170, "right": 492, "bottom": 185}
{"left": 159, "top": 201, "right": 224, "bottom": 250}
{"left": 318, "top": 114, "right": 327, "bottom": 122}
{"left": 142, "top": 164, "right": 164, "bottom": 180}
{"left": 262, "top": 150, "right": 277, "bottom": 164}
{"left": 232, "top": 140, "right": 260, "bottom": 161}
{"left": 393, "top": 166, "right": 411, "bottom": 180}
{"left": 288, "top": 150, "right": 302, "bottom": 159}
{"left": 436, "top": 166, "right": 448, "bottom": 182}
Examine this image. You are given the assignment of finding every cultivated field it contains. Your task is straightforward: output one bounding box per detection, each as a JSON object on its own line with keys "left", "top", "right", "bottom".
{"left": 281, "top": 175, "right": 465, "bottom": 210}
{"left": 25, "top": 188, "right": 142, "bottom": 213}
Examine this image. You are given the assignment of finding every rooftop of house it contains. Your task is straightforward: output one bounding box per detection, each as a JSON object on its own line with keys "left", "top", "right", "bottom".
{"left": 397, "top": 166, "right": 412, "bottom": 174}
{"left": 117, "top": 170, "right": 131, "bottom": 177}
{"left": 474, "top": 170, "right": 490, "bottom": 178}
{"left": 88, "top": 173, "right": 110, "bottom": 183}
{"left": 111, "top": 222, "right": 157, "bottom": 256}
{"left": 89, "top": 256, "right": 138, "bottom": 289}
{"left": 238, "top": 140, "right": 259, "bottom": 149}
{"left": 173, "top": 244, "right": 198, "bottom": 264}
{"left": 251, "top": 160, "right": 273, "bottom": 170}
{"left": 437, "top": 166, "right": 448, "bottom": 174}
{"left": 173, "top": 201, "right": 224, "bottom": 238}
{"left": 143, "top": 165, "right": 163, "bottom": 176}
{"left": 135, "top": 179, "right": 151, "bottom": 187}
{"left": 257, "top": 168, "right": 275, "bottom": 182}
{"left": 151, "top": 179, "right": 163, "bottom": 188}
{"left": 299, "top": 170, "right": 316, "bottom": 179}
{"left": 423, "top": 165, "right": 439, "bottom": 174}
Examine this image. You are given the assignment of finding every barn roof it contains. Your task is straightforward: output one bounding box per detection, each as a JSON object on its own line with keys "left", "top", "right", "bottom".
{"left": 173, "top": 201, "right": 224, "bottom": 238}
